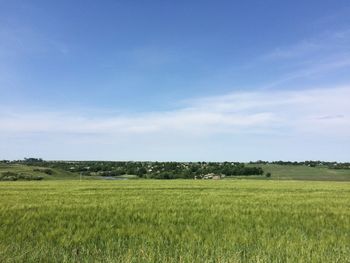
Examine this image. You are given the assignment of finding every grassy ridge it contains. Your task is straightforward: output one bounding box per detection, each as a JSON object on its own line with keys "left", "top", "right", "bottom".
{"left": 0, "top": 180, "right": 349, "bottom": 262}
{"left": 0, "top": 163, "right": 79, "bottom": 180}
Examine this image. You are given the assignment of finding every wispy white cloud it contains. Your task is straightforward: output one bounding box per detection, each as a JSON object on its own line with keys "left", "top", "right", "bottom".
{"left": 255, "top": 29, "right": 350, "bottom": 88}
{"left": 1, "top": 86, "right": 349, "bottom": 138}
{"left": 0, "top": 20, "right": 69, "bottom": 58}
{"left": 263, "top": 29, "right": 350, "bottom": 61}
{"left": 263, "top": 41, "right": 321, "bottom": 60}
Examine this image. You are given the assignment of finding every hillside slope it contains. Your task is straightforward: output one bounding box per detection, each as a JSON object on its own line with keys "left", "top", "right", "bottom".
{"left": 0, "top": 163, "right": 79, "bottom": 180}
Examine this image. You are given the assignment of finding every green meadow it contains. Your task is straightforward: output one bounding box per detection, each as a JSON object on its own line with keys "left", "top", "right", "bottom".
{"left": 250, "top": 164, "right": 350, "bottom": 181}
{"left": 0, "top": 180, "right": 349, "bottom": 262}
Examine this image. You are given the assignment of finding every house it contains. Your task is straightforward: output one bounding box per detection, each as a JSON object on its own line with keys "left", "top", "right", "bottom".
{"left": 202, "top": 173, "right": 221, "bottom": 180}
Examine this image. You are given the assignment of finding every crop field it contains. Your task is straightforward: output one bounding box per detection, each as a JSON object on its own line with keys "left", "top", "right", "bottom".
{"left": 0, "top": 180, "right": 349, "bottom": 262}
{"left": 248, "top": 164, "right": 350, "bottom": 181}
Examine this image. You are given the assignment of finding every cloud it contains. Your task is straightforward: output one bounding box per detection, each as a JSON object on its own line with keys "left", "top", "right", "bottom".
{"left": 254, "top": 29, "right": 350, "bottom": 89}
{"left": 263, "top": 29, "right": 350, "bottom": 61}
{"left": 1, "top": 86, "right": 349, "bottom": 138}
{"left": 263, "top": 41, "right": 321, "bottom": 60}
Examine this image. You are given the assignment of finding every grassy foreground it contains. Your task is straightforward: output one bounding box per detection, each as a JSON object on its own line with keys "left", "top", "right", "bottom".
{"left": 0, "top": 180, "right": 349, "bottom": 262}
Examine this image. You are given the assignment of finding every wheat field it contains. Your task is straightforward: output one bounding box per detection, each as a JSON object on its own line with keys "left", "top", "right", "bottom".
{"left": 0, "top": 180, "right": 349, "bottom": 262}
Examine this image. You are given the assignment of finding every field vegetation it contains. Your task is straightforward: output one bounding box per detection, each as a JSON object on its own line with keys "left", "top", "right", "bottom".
{"left": 0, "top": 180, "right": 349, "bottom": 262}
{"left": 248, "top": 163, "right": 350, "bottom": 181}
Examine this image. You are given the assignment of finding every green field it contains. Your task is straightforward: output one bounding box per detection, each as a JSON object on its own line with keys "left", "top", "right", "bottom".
{"left": 0, "top": 180, "right": 349, "bottom": 262}
{"left": 251, "top": 164, "right": 350, "bottom": 181}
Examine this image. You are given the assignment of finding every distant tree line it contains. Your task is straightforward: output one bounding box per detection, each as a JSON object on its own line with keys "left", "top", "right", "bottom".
{"left": 3, "top": 158, "right": 349, "bottom": 179}
{"left": 5, "top": 159, "right": 265, "bottom": 179}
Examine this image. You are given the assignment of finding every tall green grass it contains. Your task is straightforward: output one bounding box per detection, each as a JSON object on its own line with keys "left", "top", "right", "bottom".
{"left": 0, "top": 180, "right": 349, "bottom": 262}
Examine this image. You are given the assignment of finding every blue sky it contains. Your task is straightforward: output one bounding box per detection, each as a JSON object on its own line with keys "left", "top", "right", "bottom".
{"left": 1, "top": 0, "right": 350, "bottom": 161}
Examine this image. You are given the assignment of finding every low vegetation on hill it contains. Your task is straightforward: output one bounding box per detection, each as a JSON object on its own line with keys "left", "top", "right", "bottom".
{"left": 2, "top": 159, "right": 265, "bottom": 179}
{"left": 0, "top": 171, "right": 43, "bottom": 181}
{"left": 1, "top": 159, "right": 350, "bottom": 181}
{"left": 0, "top": 162, "right": 79, "bottom": 181}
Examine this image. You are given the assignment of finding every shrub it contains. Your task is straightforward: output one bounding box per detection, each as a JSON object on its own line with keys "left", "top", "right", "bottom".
{"left": 0, "top": 172, "right": 44, "bottom": 181}
{"left": 265, "top": 172, "right": 272, "bottom": 178}
{"left": 0, "top": 172, "right": 18, "bottom": 181}
{"left": 33, "top": 168, "right": 53, "bottom": 175}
